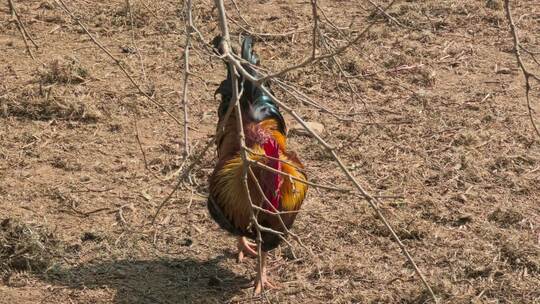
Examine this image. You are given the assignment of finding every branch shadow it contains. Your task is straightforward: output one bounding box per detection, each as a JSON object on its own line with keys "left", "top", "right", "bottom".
{"left": 43, "top": 256, "right": 249, "bottom": 304}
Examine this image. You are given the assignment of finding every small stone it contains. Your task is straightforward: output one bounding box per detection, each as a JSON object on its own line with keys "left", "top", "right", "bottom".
{"left": 121, "top": 46, "right": 137, "bottom": 54}
{"left": 496, "top": 67, "right": 512, "bottom": 74}
{"left": 290, "top": 122, "right": 325, "bottom": 137}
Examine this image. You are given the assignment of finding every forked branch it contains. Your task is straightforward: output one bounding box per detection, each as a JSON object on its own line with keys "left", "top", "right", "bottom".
{"left": 181, "top": 0, "right": 194, "bottom": 156}
{"left": 504, "top": 0, "right": 540, "bottom": 139}
{"left": 8, "top": 0, "right": 38, "bottom": 60}
{"left": 214, "top": 0, "right": 291, "bottom": 294}
{"left": 254, "top": 0, "right": 398, "bottom": 85}
{"left": 212, "top": 0, "right": 438, "bottom": 302}
{"left": 55, "top": 0, "right": 182, "bottom": 127}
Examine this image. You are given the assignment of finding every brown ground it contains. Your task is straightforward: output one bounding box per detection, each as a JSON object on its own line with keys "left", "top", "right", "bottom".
{"left": 1, "top": 0, "right": 539, "bottom": 303}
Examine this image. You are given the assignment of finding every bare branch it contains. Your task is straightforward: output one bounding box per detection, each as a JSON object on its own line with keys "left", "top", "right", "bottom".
{"left": 8, "top": 0, "right": 38, "bottom": 60}
{"left": 181, "top": 0, "right": 194, "bottom": 156}
{"left": 229, "top": 39, "right": 269, "bottom": 296}
{"left": 214, "top": 0, "right": 285, "bottom": 293}
{"left": 55, "top": 0, "right": 183, "bottom": 127}
{"left": 213, "top": 2, "right": 437, "bottom": 300}
{"left": 519, "top": 45, "right": 540, "bottom": 67}
{"left": 230, "top": 0, "right": 251, "bottom": 27}
{"left": 150, "top": 136, "right": 215, "bottom": 225}
{"left": 228, "top": 17, "right": 308, "bottom": 39}
{"left": 310, "top": 0, "right": 319, "bottom": 58}
{"left": 316, "top": 28, "right": 372, "bottom": 116}
{"left": 274, "top": 79, "right": 364, "bottom": 121}
{"left": 151, "top": 1, "right": 249, "bottom": 224}
{"left": 133, "top": 119, "right": 166, "bottom": 181}
{"left": 255, "top": 0, "right": 399, "bottom": 84}
{"left": 248, "top": 167, "right": 311, "bottom": 253}
{"left": 504, "top": 0, "right": 540, "bottom": 139}
{"left": 246, "top": 158, "right": 349, "bottom": 193}
{"left": 365, "top": 0, "right": 408, "bottom": 28}
{"left": 125, "top": 0, "right": 149, "bottom": 86}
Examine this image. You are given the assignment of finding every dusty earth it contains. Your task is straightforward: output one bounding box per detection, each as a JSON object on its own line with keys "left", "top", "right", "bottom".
{"left": 1, "top": 0, "right": 539, "bottom": 303}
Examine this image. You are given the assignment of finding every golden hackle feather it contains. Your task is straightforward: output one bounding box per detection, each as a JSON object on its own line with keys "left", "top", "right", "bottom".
{"left": 210, "top": 118, "right": 307, "bottom": 235}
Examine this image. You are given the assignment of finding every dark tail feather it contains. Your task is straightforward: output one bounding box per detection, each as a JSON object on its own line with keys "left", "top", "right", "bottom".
{"left": 241, "top": 36, "right": 259, "bottom": 68}
{"left": 211, "top": 35, "right": 263, "bottom": 102}
{"left": 212, "top": 36, "right": 234, "bottom": 117}
{"left": 212, "top": 35, "right": 286, "bottom": 134}
{"left": 240, "top": 36, "right": 261, "bottom": 104}
{"left": 239, "top": 37, "right": 286, "bottom": 134}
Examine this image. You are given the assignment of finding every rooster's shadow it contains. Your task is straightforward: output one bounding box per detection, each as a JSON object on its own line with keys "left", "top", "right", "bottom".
{"left": 43, "top": 256, "right": 249, "bottom": 304}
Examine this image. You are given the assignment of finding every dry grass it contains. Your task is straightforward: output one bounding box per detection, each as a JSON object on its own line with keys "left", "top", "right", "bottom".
{"left": 39, "top": 57, "right": 89, "bottom": 85}
{"left": 0, "top": 218, "right": 64, "bottom": 278}
{"left": 0, "top": 0, "right": 539, "bottom": 303}
{"left": 1, "top": 87, "right": 101, "bottom": 122}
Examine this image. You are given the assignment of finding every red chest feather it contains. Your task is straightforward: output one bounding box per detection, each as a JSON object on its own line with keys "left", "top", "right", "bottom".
{"left": 261, "top": 139, "right": 282, "bottom": 211}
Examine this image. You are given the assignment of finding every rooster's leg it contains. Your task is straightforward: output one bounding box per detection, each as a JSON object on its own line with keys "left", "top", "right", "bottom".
{"left": 237, "top": 236, "right": 257, "bottom": 262}
{"left": 253, "top": 251, "right": 276, "bottom": 295}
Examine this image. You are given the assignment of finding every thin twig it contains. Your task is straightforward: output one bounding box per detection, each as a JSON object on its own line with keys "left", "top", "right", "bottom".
{"left": 504, "top": 0, "right": 540, "bottom": 139}
{"left": 138, "top": 1, "right": 159, "bottom": 18}
{"left": 213, "top": 1, "right": 437, "bottom": 300}
{"left": 134, "top": 119, "right": 166, "bottom": 181}
{"left": 317, "top": 28, "right": 372, "bottom": 116}
{"left": 126, "top": 1, "right": 166, "bottom": 180}
{"left": 519, "top": 45, "right": 540, "bottom": 67}
{"left": 214, "top": 0, "right": 277, "bottom": 294}
{"left": 365, "top": 0, "right": 408, "bottom": 28}
{"left": 247, "top": 158, "right": 345, "bottom": 193}
{"left": 180, "top": 0, "right": 194, "bottom": 156}
{"left": 125, "top": 0, "right": 149, "bottom": 86}
{"left": 150, "top": 137, "right": 215, "bottom": 225}
{"left": 310, "top": 0, "right": 318, "bottom": 58}
{"left": 134, "top": 119, "right": 151, "bottom": 172}
{"left": 8, "top": 0, "right": 38, "bottom": 60}
{"left": 55, "top": 0, "right": 182, "bottom": 126}
{"left": 150, "top": 22, "right": 246, "bottom": 224}
{"left": 247, "top": 167, "right": 314, "bottom": 254}
{"left": 228, "top": 17, "right": 308, "bottom": 39}
{"left": 274, "top": 79, "right": 364, "bottom": 121}
{"left": 230, "top": 0, "right": 251, "bottom": 27}
{"left": 229, "top": 42, "right": 267, "bottom": 294}
{"left": 232, "top": 55, "right": 366, "bottom": 119}
{"left": 255, "top": 0, "right": 398, "bottom": 84}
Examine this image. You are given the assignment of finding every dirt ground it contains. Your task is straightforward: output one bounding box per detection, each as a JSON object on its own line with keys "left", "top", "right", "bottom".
{"left": 1, "top": 0, "right": 539, "bottom": 303}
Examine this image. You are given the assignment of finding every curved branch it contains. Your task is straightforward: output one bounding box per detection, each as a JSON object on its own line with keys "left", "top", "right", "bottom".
{"left": 212, "top": 1, "right": 438, "bottom": 301}
{"left": 504, "top": 0, "right": 540, "bottom": 139}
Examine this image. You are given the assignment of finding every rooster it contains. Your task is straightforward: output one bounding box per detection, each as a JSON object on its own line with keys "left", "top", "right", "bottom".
{"left": 208, "top": 35, "right": 308, "bottom": 294}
